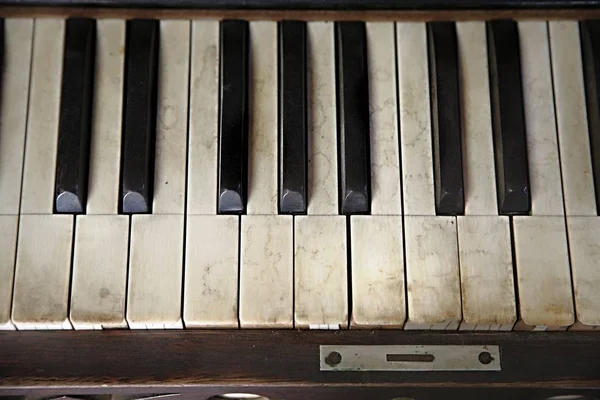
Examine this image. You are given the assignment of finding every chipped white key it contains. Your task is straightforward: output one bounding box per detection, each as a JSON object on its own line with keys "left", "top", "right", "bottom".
{"left": 397, "top": 22, "right": 435, "bottom": 216}
{"left": 307, "top": 22, "right": 338, "bottom": 215}
{"left": 457, "top": 216, "right": 515, "bottom": 328}
{"left": 350, "top": 216, "right": 405, "bottom": 328}
{"left": 247, "top": 21, "right": 278, "bottom": 215}
{"left": 187, "top": 20, "right": 219, "bottom": 215}
{"left": 404, "top": 216, "right": 461, "bottom": 329}
{"left": 12, "top": 215, "right": 73, "bottom": 330}
{"left": 127, "top": 214, "right": 184, "bottom": 329}
{"left": 240, "top": 215, "right": 293, "bottom": 328}
{"left": 70, "top": 215, "right": 129, "bottom": 330}
{"left": 0, "top": 216, "right": 18, "bottom": 330}
{"left": 295, "top": 216, "right": 347, "bottom": 328}
{"left": 367, "top": 22, "right": 401, "bottom": 216}
{"left": 184, "top": 215, "right": 239, "bottom": 328}
{"left": 513, "top": 216, "right": 574, "bottom": 329}
{"left": 0, "top": 19, "right": 33, "bottom": 215}
{"left": 511, "top": 22, "right": 574, "bottom": 330}
{"left": 550, "top": 21, "right": 600, "bottom": 328}
{"left": 153, "top": 20, "right": 190, "bottom": 215}
{"left": 86, "top": 20, "right": 125, "bottom": 215}
{"left": 20, "top": 19, "right": 64, "bottom": 215}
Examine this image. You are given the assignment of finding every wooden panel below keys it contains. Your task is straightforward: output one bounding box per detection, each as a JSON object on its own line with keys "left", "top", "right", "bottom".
{"left": 11, "top": 215, "right": 73, "bottom": 330}
{"left": 513, "top": 216, "right": 574, "bottom": 330}
{"left": 0, "top": 216, "right": 18, "bottom": 330}
{"left": 240, "top": 215, "right": 293, "bottom": 328}
{"left": 127, "top": 215, "right": 184, "bottom": 329}
{"left": 457, "top": 216, "right": 516, "bottom": 329}
{"left": 404, "top": 216, "right": 461, "bottom": 329}
{"left": 350, "top": 216, "right": 405, "bottom": 328}
{"left": 184, "top": 215, "right": 239, "bottom": 328}
{"left": 295, "top": 215, "right": 347, "bottom": 329}
{"left": 70, "top": 215, "right": 129, "bottom": 330}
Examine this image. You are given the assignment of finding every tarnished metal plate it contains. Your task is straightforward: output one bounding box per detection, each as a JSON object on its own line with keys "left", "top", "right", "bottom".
{"left": 320, "top": 345, "right": 501, "bottom": 371}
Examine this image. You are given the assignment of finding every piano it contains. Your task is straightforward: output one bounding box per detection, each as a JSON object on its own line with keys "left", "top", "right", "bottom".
{"left": 1, "top": 0, "right": 600, "bottom": 398}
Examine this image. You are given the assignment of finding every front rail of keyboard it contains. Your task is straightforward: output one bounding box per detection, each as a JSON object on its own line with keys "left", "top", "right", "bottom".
{"left": 1, "top": 330, "right": 600, "bottom": 400}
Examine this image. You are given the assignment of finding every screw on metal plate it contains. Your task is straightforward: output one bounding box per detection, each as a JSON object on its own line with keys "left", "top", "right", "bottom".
{"left": 320, "top": 345, "right": 501, "bottom": 371}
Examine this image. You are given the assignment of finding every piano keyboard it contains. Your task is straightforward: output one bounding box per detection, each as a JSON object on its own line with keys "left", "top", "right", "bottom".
{"left": 1, "top": 16, "right": 600, "bottom": 332}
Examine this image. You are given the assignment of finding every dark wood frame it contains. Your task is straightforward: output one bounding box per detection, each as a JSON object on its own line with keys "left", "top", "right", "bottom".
{"left": 1, "top": 330, "right": 600, "bottom": 399}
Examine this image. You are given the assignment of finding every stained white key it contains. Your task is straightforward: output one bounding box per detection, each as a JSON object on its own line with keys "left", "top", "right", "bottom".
{"left": 127, "top": 215, "right": 184, "bottom": 329}
{"left": 184, "top": 215, "right": 239, "bottom": 328}
{"left": 513, "top": 216, "right": 574, "bottom": 329}
{"left": 20, "top": 19, "right": 64, "bottom": 214}
{"left": 366, "top": 22, "right": 401, "bottom": 216}
{"left": 350, "top": 216, "right": 405, "bottom": 328}
{"left": 247, "top": 22, "right": 277, "bottom": 215}
{"left": 153, "top": 20, "right": 190, "bottom": 215}
{"left": 457, "top": 216, "right": 515, "bottom": 327}
{"left": 0, "top": 216, "right": 18, "bottom": 330}
{"left": 519, "top": 21, "right": 564, "bottom": 216}
{"left": 12, "top": 214, "right": 73, "bottom": 330}
{"left": 307, "top": 22, "right": 338, "bottom": 215}
{"left": 404, "top": 216, "right": 461, "bottom": 327}
{"left": 295, "top": 216, "right": 347, "bottom": 328}
{"left": 70, "top": 215, "right": 129, "bottom": 330}
{"left": 397, "top": 22, "right": 435, "bottom": 216}
{"left": 240, "top": 215, "right": 293, "bottom": 327}
{"left": 187, "top": 20, "right": 219, "bottom": 215}
{"left": 86, "top": 20, "right": 125, "bottom": 215}
{"left": 567, "top": 217, "right": 600, "bottom": 327}
{"left": 550, "top": 21, "right": 596, "bottom": 217}
{"left": 0, "top": 19, "right": 33, "bottom": 215}
{"left": 456, "top": 21, "right": 497, "bottom": 216}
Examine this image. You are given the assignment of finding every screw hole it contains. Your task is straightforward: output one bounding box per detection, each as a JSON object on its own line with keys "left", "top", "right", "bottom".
{"left": 478, "top": 351, "right": 493, "bottom": 365}
{"left": 325, "top": 351, "right": 342, "bottom": 366}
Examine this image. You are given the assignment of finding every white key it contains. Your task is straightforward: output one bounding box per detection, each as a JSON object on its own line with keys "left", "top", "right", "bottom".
{"left": 567, "top": 217, "right": 600, "bottom": 327}
{"left": 295, "top": 216, "right": 347, "bottom": 328}
{"left": 86, "top": 20, "right": 125, "bottom": 215}
{"left": 512, "top": 23, "right": 574, "bottom": 330}
{"left": 0, "top": 19, "right": 33, "bottom": 215}
{"left": 127, "top": 215, "right": 184, "bottom": 329}
{"left": 457, "top": 216, "right": 515, "bottom": 327}
{"left": 366, "top": 22, "right": 401, "bottom": 216}
{"left": 240, "top": 215, "right": 293, "bottom": 327}
{"left": 404, "top": 216, "right": 461, "bottom": 328}
{"left": 247, "top": 22, "right": 277, "bottom": 215}
{"left": 456, "top": 21, "right": 497, "bottom": 216}
{"left": 153, "top": 20, "right": 190, "bottom": 215}
{"left": 550, "top": 21, "right": 596, "bottom": 217}
{"left": 513, "top": 216, "right": 574, "bottom": 329}
{"left": 187, "top": 20, "right": 219, "bottom": 215}
{"left": 307, "top": 22, "right": 338, "bottom": 215}
{"left": 70, "top": 215, "right": 129, "bottom": 330}
{"left": 184, "top": 215, "right": 239, "bottom": 328}
{"left": 397, "top": 22, "right": 435, "bottom": 216}
{"left": 20, "top": 19, "right": 64, "bottom": 215}
{"left": 350, "top": 216, "right": 405, "bottom": 328}
{"left": 0, "top": 216, "right": 18, "bottom": 330}
{"left": 519, "top": 21, "right": 564, "bottom": 216}
{"left": 12, "top": 215, "right": 73, "bottom": 330}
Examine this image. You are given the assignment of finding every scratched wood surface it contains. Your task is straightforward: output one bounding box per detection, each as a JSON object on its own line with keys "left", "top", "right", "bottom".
{"left": 1, "top": 330, "right": 599, "bottom": 400}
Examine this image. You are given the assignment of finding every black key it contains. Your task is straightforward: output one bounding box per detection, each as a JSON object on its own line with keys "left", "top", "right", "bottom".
{"left": 580, "top": 20, "right": 600, "bottom": 215}
{"left": 487, "top": 20, "right": 531, "bottom": 215}
{"left": 120, "top": 19, "right": 159, "bottom": 214}
{"left": 218, "top": 20, "right": 249, "bottom": 214}
{"left": 427, "top": 21, "right": 464, "bottom": 216}
{"left": 279, "top": 20, "right": 307, "bottom": 214}
{"left": 335, "top": 21, "right": 371, "bottom": 215}
{"left": 54, "top": 18, "right": 96, "bottom": 214}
